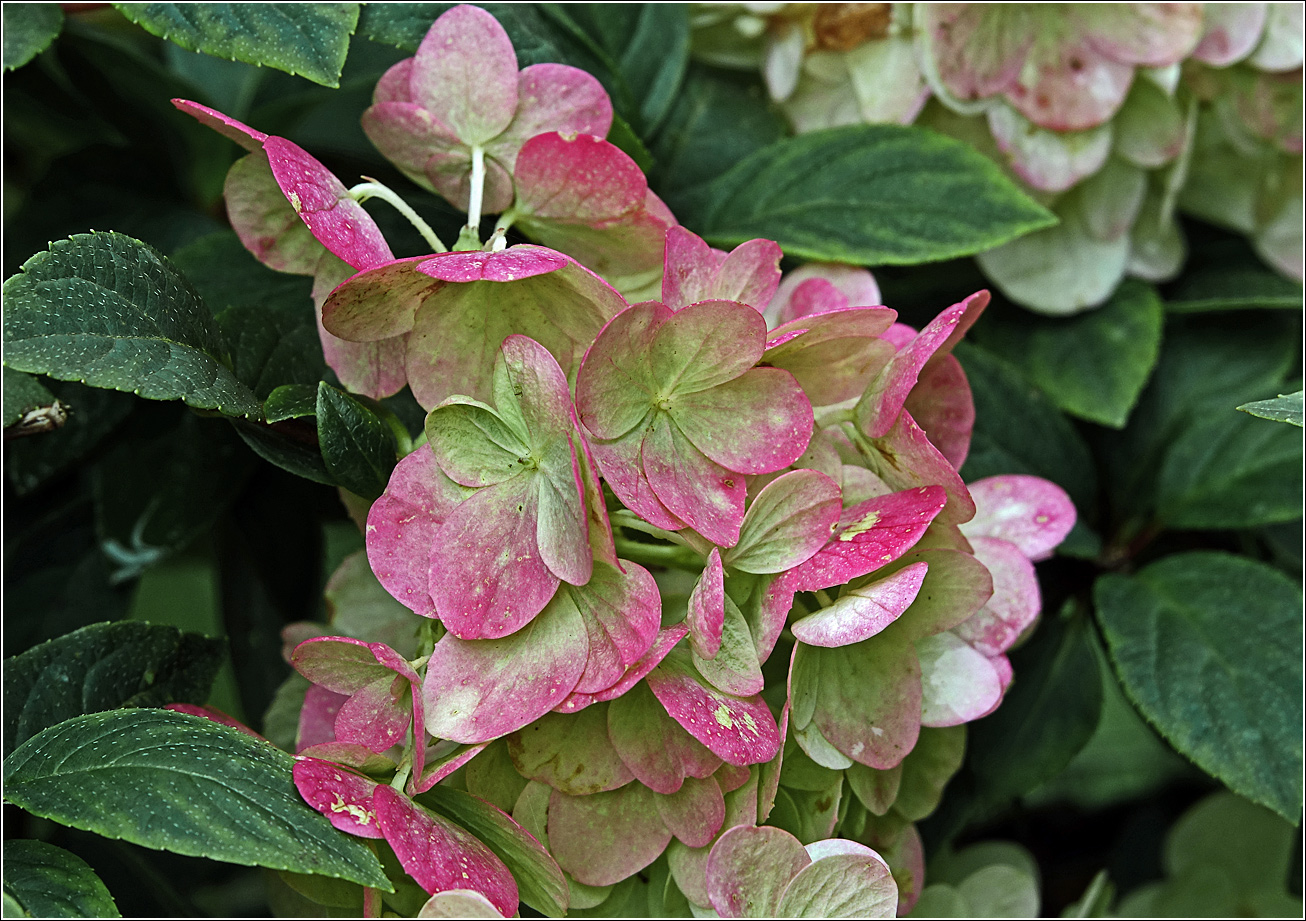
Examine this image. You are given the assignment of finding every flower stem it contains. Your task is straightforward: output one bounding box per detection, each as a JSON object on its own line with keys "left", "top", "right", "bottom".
{"left": 614, "top": 537, "right": 702, "bottom": 571}
{"left": 349, "top": 179, "right": 447, "bottom": 253}
{"left": 465, "top": 145, "right": 487, "bottom": 239}
{"left": 610, "top": 510, "right": 695, "bottom": 549}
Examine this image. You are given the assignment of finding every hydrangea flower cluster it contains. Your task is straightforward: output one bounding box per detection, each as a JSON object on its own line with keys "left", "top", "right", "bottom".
{"left": 178, "top": 6, "right": 1074, "bottom": 916}
{"left": 693, "top": 2, "right": 1304, "bottom": 314}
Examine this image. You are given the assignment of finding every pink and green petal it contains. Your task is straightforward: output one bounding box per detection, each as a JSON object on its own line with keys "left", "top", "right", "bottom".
{"left": 607, "top": 680, "right": 723, "bottom": 794}
{"left": 1078, "top": 3, "right": 1204, "bottom": 67}
{"left": 769, "top": 263, "right": 882, "bottom": 326}
{"left": 1007, "top": 34, "right": 1135, "bottom": 131}
{"left": 171, "top": 98, "right": 266, "bottom": 150}
{"left": 422, "top": 590, "right": 588, "bottom": 743}
{"left": 429, "top": 477, "right": 559, "bottom": 639}
{"left": 548, "top": 782, "right": 673, "bottom": 886}
{"left": 297, "top": 684, "right": 348, "bottom": 751}
{"left": 915, "top": 632, "right": 1004, "bottom": 727}
{"left": 662, "top": 228, "right": 783, "bottom": 312}
{"left": 862, "top": 411, "right": 977, "bottom": 527}
{"left": 223, "top": 152, "right": 322, "bottom": 275}
{"left": 643, "top": 413, "right": 747, "bottom": 546}
{"left": 587, "top": 430, "right": 688, "bottom": 534}
{"left": 333, "top": 674, "right": 412, "bottom": 752}
{"left": 667, "top": 770, "right": 761, "bottom": 909}
{"left": 1249, "top": 2, "right": 1304, "bottom": 71}
{"left": 514, "top": 132, "right": 647, "bottom": 223}
{"left": 959, "top": 474, "right": 1076, "bottom": 561}
{"left": 692, "top": 596, "right": 764, "bottom": 698}
{"left": 413, "top": 741, "right": 489, "bottom": 794}
{"left": 986, "top": 104, "right": 1113, "bottom": 192}
{"left": 687, "top": 549, "right": 726, "bottom": 660}
{"left": 426, "top": 402, "right": 531, "bottom": 488}
{"left": 297, "top": 742, "right": 399, "bottom": 776}
{"left": 775, "top": 842, "right": 898, "bottom": 918}
{"left": 361, "top": 101, "right": 462, "bottom": 189}
{"left": 293, "top": 758, "right": 384, "bottom": 839}
{"left": 795, "top": 634, "right": 922, "bottom": 769}
{"left": 785, "top": 486, "right": 947, "bottom": 593}
{"left": 646, "top": 650, "right": 781, "bottom": 766}
{"left": 887, "top": 547, "right": 994, "bottom": 641}
{"left": 291, "top": 636, "right": 407, "bottom": 694}
{"left": 312, "top": 254, "right": 409, "bottom": 400}
{"left": 372, "top": 784, "right": 519, "bottom": 914}
{"left": 856, "top": 291, "right": 989, "bottom": 440}
{"left": 655, "top": 775, "right": 727, "bottom": 848}
{"left": 954, "top": 536, "right": 1039, "bottom": 656}
{"left": 670, "top": 368, "right": 814, "bottom": 474}
{"left": 763, "top": 308, "right": 897, "bottom": 407}
{"left": 920, "top": 5, "right": 1034, "bottom": 106}
{"left": 706, "top": 825, "right": 811, "bottom": 919}
{"left": 726, "top": 470, "right": 841, "bottom": 574}
{"left": 1192, "top": 3, "right": 1268, "bottom": 66}
{"left": 322, "top": 256, "right": 442, "bottom": 341}
{"left": 790, "top": 562, "right": 928, "bottom": 648}
{"left": 263, "top": 137, "right": 395, "bottom": 271}
{"left": 408, "top": 4, "right": 519, "bottom": 147}
{"left": 568, "top": 560, "right": 662, "bottom": 695}
{"left": 559, "top": 623, "right": 690, "bottom": 712}
{"left": 1114, "top": 79, "right": 1189, "bottom": 169}
{"left": 367, "top": 445, "right": 474, "bottom": 618}
{"left": 903, "top": 353, "right": 974, "bottom": 471}
{"left": 418, "top": 890, "right": 505, "bottom": 918}
{"left": 492, "top": 63, "right": 614, "bottom": 163}
{"left": 507, "top": 705, "right": 634, "bottom": 795}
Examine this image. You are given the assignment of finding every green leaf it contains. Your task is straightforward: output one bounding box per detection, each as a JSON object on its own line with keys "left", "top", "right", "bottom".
{"left": 93, "top": 413, "right": 256, "bottom": 581}
{"left": 264, "top": 383, "right": 320, "bottom": 422}
{"left": 417, "top": 784, "right": 569, "bottom": 917}
{"left": 648, "top": 64, "right": 788, "bottom": 227}
{"left": 972, "top": 281, "right": 1164, "bottom": 428}
{"left": 2, "top": 371, "right": 56, "bottom": 427}
{"left": 112, "top": 3, "right": 359, "bottom": 88}
{"left": 230, "top": 417, "right": 336, "bottom": 485}
{"left": 1165, "top": 250, "right": 1303, "bottom": 313}
{"left": 169, "top": 231, "right": 314, "bottom": 317}
{"left": 1238, "top": 391, "right": 1304, "bottom": 427}
{"left": 3, "top": 621, "right": 225, "bottom": 754}
{"left": 698, "top": 125, "right": 1057, "bottom": 265}
{"left": 955, "top": 342, "right": 1097, "bottom": 511}
{"left": 2, "top": 4, "right": 63, "bottom": 70}
{"left": 542, "top": 4, "right": 689, "bottom": 136}
{"left": 1101, "top": 314, "right": 1301, "bottom": 529}
{"left": 2, "top": 840, "right": 120, "bottom": 918}
{"left": 2, "top": 709, "right": 391, "bottom": 888}
{"left": 2, "top": 232, "right": 263, "bottom": 419}
{"left": 316, "top": 383, "right": 396, "bottom": 500}
{"left": 358, "top": 3, "right": 563, "bottom": 65}
{"left": 1096, "top": 553, "right": 1304, "bottom": 821}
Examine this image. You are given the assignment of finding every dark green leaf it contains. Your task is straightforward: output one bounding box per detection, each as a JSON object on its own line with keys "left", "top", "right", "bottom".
{"left": 1095, "top": 552, "right": 1304, "bottom": 821}
{"left": 955, "top": 342, "right": 1098, "bottom": 511}
{"left": 2, "top": 4, "right": 63, "bottom": 71}
{"left": 698, "top": 125, "right": 1057, "bottom": 265}
{"left": 93, "top": 414, "right": 255, "bottom": 581}
{"left": 231, "top": 417, "right": 335, "bottom": 485}
{"left": 2, "top": 840, "right": 120, "bottom": 918}
{"left": 316, "top": 382, "right": 396, "bottom": 500}
{"left": 1165, "top": 256, "right": 1303, "bottom": 313}
{"left": 4, "top": 621, "right": 224, "bottom": 754}
{"left": 1238, "top": 391, "right": 1304, "bottom": 427}
{"left": 648, "top": 64, "right": 788, "bottom": 227}
{"left": 417, "top": 784, "right": 569, "bottom": 917}
{"left": 972, "top": 281, "right": 1164, "bottom": 428}
{"left": 357, "top": 3, "right": 562, "bottom": 65}
{"left": 1100, "top": 314, "right": 1301, "bottom": 529}
{"left": 544, "top": 4, "right": 689, "bottom": 135}
{"left": 3, "top": 232, "right": 262, "bottom": 419}
{"left": 605, "top": 113, "right": 654, "bottom": 175}
{"left": 219, "top": 303, "right": 325, "bottom": 400}
{"left": 169, "top": 231, "right": 315, "bottom": 317}
{"left": 3, "top": 371, "right": 56, "bottom": 427}
{"left": 112, "top": 3, "right": 359, "bottom": 88}
{"left": 4, "top": 382, "right": 136, "bottom": 496}
{"left": 2, "top": 709, "right": 391, "bottom": 888}
{"left": 265, "top": 384, "right": 320, "bottom": 422}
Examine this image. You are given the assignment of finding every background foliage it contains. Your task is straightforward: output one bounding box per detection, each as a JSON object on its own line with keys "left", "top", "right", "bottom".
{"left": 2, "top": 2, "right": 1301, "bottom": 916}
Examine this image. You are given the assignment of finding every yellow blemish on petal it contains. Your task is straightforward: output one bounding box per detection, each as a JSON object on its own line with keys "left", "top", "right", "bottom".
{"left": 713, "top": 704, "right": 734, "bottom": 729}
{"left": 839, "top": 511, "right": 881, "bottom": 541}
